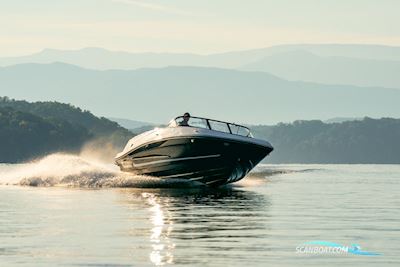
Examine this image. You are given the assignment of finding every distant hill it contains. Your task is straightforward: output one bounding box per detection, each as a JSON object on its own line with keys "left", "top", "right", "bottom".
{"left": 108, "top": 117, "right": 154, "bottom": 130}
{"left": 251, "top": 117, "right": 400, "bottom": 164}
{"left": 0, "top": 47, "right": 207, "bottom": 70}
{"left": 2, "top": 44, "right": 400, "bottom": 69}
{"left": 240, "top": 50, "right": 400, "bottom": 89}
{"left": 0, "top": 97, "right": 133, "bottom": 162}
{"left": 0, "top": 97, "right": 131, "bottom": 137}
{"left": 217, "top": 44, "right": 400, "bottom": 63}
{"left": 1, "top": 63, "right": 400, "bottom": 124}
{"left": 1, "top": 44, "right": 400, "bottom": 88}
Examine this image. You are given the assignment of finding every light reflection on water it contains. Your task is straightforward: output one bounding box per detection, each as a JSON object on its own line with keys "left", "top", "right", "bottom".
{"left": 114, "top": 187, "right": 271, "bottom": 266}
{"left": 145, "top": 192, "right": 175, "bottom": 266}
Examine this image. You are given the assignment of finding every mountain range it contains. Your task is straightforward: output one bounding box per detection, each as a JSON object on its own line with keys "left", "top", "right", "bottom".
{"left": 1, "top": 62, "right": 400, "bottom": 124}
{"left": 240, "top": 50, "right": 400, "bottom": 88}
{"left": 1, "top": 44, "right": 400, "bottom": 89}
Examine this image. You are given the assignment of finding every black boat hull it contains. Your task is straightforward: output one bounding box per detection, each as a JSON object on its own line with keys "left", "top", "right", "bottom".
{"left": 116, "top": 136, "right": 273, "bottom": 186}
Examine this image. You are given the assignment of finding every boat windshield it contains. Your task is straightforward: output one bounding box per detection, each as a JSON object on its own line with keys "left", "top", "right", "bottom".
{"left": 170, "top": 116, "right": 253, "bottom": 137}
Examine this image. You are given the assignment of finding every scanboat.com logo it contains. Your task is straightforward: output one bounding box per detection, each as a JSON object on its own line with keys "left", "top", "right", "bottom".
{"left": 296, "top": 241, "right": 381, "bottom": 256}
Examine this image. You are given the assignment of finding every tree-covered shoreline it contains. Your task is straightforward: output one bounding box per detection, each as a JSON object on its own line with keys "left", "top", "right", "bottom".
{"left": 252, "top": 118, "right": 400, "bottom": 164}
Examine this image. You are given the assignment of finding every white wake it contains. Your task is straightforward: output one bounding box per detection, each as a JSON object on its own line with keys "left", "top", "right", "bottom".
{"left": 0, "top": 153, "right": 200, "bottom": 188}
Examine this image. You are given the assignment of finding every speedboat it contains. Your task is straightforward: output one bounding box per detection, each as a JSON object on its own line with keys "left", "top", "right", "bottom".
{"left": 115, "top": 115, "right": 273, "bottom": 186}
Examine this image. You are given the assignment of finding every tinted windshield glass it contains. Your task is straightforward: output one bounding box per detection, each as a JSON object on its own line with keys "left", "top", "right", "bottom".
{"left": 229, "top": 124, "right": 252, "bottom": 137}
{"left": 172, "top": 116, "right": 253, "bottom": 137}
{"left": 175, "top": 117, "right": 208, "bottom": 129}
{"left": 208, "top": 120, "right": 230, "bottom": 133}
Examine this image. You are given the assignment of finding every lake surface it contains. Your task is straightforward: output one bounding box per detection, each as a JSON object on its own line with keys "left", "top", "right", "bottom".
{"left": 0, "top": 157, "right": 399, "bottom": 266}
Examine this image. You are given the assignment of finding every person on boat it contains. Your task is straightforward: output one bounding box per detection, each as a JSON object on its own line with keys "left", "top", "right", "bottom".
{"left": 179, "top": 112, "right": 191, "bottom": 126}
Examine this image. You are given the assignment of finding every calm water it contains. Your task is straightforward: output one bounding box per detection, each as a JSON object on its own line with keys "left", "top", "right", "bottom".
{"left": 0, "top": 159, "right": 399, "bottom": 266}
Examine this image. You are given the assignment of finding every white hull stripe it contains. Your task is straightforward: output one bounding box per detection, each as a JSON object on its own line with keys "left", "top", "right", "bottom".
{"left": 132, "top": 154, "right": 221, "bottom": 167}
{"left": 189, "top": 176, "right": 205, "bottom": 181}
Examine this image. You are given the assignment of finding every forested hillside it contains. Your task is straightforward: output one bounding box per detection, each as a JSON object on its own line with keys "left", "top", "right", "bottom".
{"left": 252, "top": 118, "right": 400, "bottom": 164}
{"left": 0, "top": 97, "right": 133, "bottom": 162}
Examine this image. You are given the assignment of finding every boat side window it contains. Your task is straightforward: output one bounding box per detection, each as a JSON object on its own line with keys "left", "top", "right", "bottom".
{"left": 229, "top": 124, "right": 252, "bottom": 137}
{"left": 208, "top": 120, "right": 230, "bottom": 133}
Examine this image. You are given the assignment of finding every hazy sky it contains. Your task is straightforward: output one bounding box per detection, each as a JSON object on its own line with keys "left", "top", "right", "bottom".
{"left": 1, "top": 0, "right": 400, "bottom": 56}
